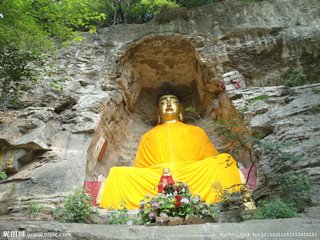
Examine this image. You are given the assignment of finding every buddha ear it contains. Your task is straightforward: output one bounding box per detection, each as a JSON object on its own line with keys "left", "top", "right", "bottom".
{"left": 179, "top": 105, "right": 184, "bottom": 122}
{"left": 157, "top": 114, "right": 162, "bottom": 124}
{"left": 179, "top": 113, "right": 183, "bottom": 122}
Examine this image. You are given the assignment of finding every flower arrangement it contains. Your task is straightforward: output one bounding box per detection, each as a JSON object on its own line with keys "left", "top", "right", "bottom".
{"left": 139, "top": 181, "right": 218, "bottom": 225}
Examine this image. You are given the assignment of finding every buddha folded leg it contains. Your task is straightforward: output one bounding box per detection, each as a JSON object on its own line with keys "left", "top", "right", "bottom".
{"left": 99, "top": 153, "right": 242, "bottom": 210}
{"left": 99, "top": 167, "right": 162, "bottom": 209}
{"left": 164, "top": 153, "right": 242, "bottom": 203}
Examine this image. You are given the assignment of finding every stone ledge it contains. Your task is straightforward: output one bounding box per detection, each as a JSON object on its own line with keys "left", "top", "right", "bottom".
{"left": 0, "top": 217, "right": 319, "bottom": 240}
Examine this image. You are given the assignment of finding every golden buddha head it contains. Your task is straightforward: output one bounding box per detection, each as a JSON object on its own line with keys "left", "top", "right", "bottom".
{"left": 157, "top": 94, "right": 183, "bottom": 124}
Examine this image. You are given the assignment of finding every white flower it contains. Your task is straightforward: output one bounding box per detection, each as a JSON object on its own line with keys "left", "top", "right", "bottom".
{"left": 0, "top": 13, "right": 3, "bottom": 19}
{"left": 181, "top": 198, "right": 190, "bottom": 204}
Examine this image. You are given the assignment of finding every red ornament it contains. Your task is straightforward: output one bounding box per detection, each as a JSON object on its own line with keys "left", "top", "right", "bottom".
{"left": 175, "top": 195, "right": 182, "bottom": 201}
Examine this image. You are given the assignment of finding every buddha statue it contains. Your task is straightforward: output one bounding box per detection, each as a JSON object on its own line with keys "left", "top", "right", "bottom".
{"left": 98, "top": 93, "right": 244, "bottom": 210}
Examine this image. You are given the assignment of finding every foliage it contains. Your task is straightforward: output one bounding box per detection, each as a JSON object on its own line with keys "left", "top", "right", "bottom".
{"left": 279, "top": 171, "right": 314, "bottom": 211}
{"left": 212, "top": 117, "right": 255, "bottom": 173}
{"left": 27, "top": 201, "right": 44, "bottom": 217}
{"left": 48, "top": 77, "right": 69, "bottom": 92}
{"left": 0, "top": 0, "right": 106, "bottom": 108}
{"left": 55, "top": 188, "right": 95, "bottom": 223}
{"left": 241, "top": 95, "right": 269, "bottom": 112}
{"left": 111, "top": 0, "right": 181, "bottom": 24}
{"left": 309, "top": 103, "right": 320, "bottom": 113}
{"left": 254, "top": 198, "right": 297, "bottom": 219}
{"left": 0, "top": 171, "right": 7, "bottom": 180}
{"left": 210, "top": 117, "right": 256, "bottom": 187}
{"left": 211, "top": 182, "right": 251, "bottom": 211}
{"left": 0, "top": 0, "right": 52, "bottom": 53}
{"left": 0, "top": 46, "right": 37, "bottom": 108}
{"left": 213, "top": 118, "right": 252, "bottom": 154}
{"left": 107, "top": 208, "right": 129, "bottom": 225}
{"left": 140, "top": 0, "right": 180, "bottom": 16}
{"left": 281, "top": 68, "right": 308, "bottom": 87}
{"left": 184, "top": 105, "right": 201, "bottom": 121}
{"left": 0, "top": 0, "right": 106, "bottom": 51}
{"left": 139, "top": 181, "right": 219, "bottom": 225}
{"left": 92, "top": 0, "right": 228, "bottom": 25}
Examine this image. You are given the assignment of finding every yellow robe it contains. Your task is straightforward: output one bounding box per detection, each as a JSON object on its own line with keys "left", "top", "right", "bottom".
{"left": 99, "top": 122, "right": 242, "bottom": 210}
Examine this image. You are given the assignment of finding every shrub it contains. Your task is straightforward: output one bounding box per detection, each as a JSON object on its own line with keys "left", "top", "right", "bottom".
{"left": 241, "top": 95, "right": 269, "bottom": 113}
{"left": 279, "top": 171, "right": 314, "bottom": 211}
{"left": 281, "top": 68, "right": 308, "bottom": 87}
{"left": 56, "top": 188, "right": 95, "bottom": 223}
{"left": 0, "top": 171, "right": 7, "bottom": 180}
{"left": 309, "top": 103, "right": 320, "bottom": 113}
{"left": 254, "top": 198, "right": 297, "bottom": 219}
{"left": 107, "top": 208, "right": 129, "bottom": 225}
{"left": 27, "top": 201, "right": 43, "bottom": 217}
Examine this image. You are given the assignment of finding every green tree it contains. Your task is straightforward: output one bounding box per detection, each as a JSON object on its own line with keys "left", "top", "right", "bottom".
{"left": 0, "top": 0, "right": 52, "bottom": 52}
{"left": 0, "top": 0, "right": 106, "bottom": 108}
{"left": 104, "top": 0, "right": 181, "bottom": 24}
{"left": 0, "top": 0, "right": 106, "bottom": 51}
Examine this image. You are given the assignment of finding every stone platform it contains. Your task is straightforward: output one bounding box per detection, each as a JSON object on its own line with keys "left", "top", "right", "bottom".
{"left": 1, "top": 208, "right": 320, "bottom": 240}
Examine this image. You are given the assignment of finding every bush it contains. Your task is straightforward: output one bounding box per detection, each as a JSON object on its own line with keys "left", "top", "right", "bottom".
{"left": 281, "top": 68, "right": 308, "bottom": 87}
{"left": 279, "top": 171, "right": 314, "bottom": 211}
{"left": 0, "top": 171, "right": 7, "bottom": 180}
{"left": 56, "top": 188, "right": 95, "bottom": 223}
{"left": 107, "top": 208, "right": 129, "bottom": 225}
{"left": 309, "top": 103, "right": 320, "bottom": 113}
{"left": 255, "top": 198, "right": 297, "bottom": 219}
{"left": 27, "top": 201, "right": 43, "bottom": 217}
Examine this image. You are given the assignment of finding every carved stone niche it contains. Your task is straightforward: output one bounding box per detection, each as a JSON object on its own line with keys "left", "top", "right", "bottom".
{"left": 85, "top": 35, "right": 253, "bottom": 183}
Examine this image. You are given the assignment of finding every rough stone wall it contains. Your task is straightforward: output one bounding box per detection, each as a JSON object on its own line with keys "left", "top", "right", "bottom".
{"left": 0, "top": 0, "right": 319, "bottom": 214}
{"left": 228, "top": 83, "right": 320, "bottom": 204}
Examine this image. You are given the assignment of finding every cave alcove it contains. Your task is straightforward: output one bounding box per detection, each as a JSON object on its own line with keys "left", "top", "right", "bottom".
{"left": 86, "top": 35, "right": 252, "bottom": 181}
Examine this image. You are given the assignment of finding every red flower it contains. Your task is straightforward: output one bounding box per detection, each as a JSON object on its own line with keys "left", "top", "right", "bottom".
{"left": 175, "top": 195, "right": 182, "bottom": 201}
{"left": 175, "top": 201, "right": 181, "bottom": 207}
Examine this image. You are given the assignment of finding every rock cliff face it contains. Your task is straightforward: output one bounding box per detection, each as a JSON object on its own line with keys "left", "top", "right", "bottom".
{"left": 0, "top": 0, "right": 319, "bottom": 214}
{"left": 229, "top": 84, "right": 320, "bottom": 204}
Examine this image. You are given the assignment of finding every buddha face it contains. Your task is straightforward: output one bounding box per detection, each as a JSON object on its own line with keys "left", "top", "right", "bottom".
{"left": 158, "top": 95, "right": 181, "bottom": 123}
